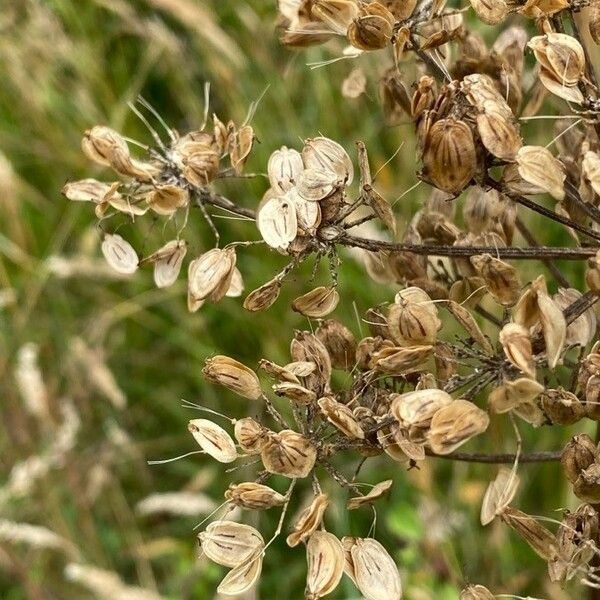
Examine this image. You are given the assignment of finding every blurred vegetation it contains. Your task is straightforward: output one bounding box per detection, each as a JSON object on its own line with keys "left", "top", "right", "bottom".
{"left": 0, "top": 1, "right": 596, "bottom": 599}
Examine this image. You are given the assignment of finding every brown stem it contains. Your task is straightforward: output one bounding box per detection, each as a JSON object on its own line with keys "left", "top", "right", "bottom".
{"left": 425, "top": 449, "right": 562, "bottom": 464}
{"left": 564, "top": 290, "right": 600, "bottom": 325}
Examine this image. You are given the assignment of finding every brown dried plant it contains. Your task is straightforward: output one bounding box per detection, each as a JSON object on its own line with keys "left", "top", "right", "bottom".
{"left": 62, "top": 1, "right": 600, "bottom": 597}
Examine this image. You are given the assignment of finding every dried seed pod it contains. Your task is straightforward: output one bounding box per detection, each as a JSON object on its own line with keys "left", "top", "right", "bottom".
{"left": 261, "top": 430, "right": 317, "bottom": 478}
{"left": 391, "top": 388, "right": 453, "bottom": 429}
{"left": 549, "top": 504, "right": 599, "bottom": 582}
{"left": 388, "top": 297, "right": 441, "bottom": 347}
{"left": 292, "top": 286, "right": 339, "bottom": 318}
{"left": 198, "top": 520, "right": 264, "bottom": 567}
{"left": 297, "top": 167, "right": 339, "bottom": 202}
{"left": 501, "top": 507, "right": 556, "bottom": 560}
{"left": 225, "top": 482, "right": 286, "bottom": 509}
{"left": 380, "top": 0, "right": 417, "bottom": 20}
{"left": 287, "top": 493, "right": 330, "bottom": 547}
{"left": 434, "top": 341, "right": 456, "bottom": 384}
{"left": 476, "top": 104, "right": 521, "bottom": 161}
{"left": 188, "top": 419, "right": 238, "bottom": 463}
{"left": 363, "top": 184, "right": 396, "bottom": 234}
{"left": 305, "top": 531, "right": 345, "bottom": 600}
{"left": 561, "top": 434, "right": 598, "bottom": 484}
{"left": 574, "top": 463, "right": 600, "bottom": 503}
{"left": 188, "top": 247, "right": 236, "bottom": 303}
{"left": 373, "top": 344, "right": 433, "bottom": 375}
{"left": 146, "top": 184, "right": 189, "bottom": 216}
{"left": 553, "top": 288, "right": 597, "bottom": 347}
{"left": 182, "top": 149, "right": 220, "bottom": 186}
{"left": 203, "top": 355, "right": 262, "bottom": 400}
{"left": 141, "top": 239, "right": 187, "bottom": 289}
{"left": 234, "top": 417, "right": 269, "bottom": 454}
{"left": 468, "top": 0, "right": 508, "bottom": 24}
{"left": 447, "top": 301, "right": 493, "bottom": 355}
{"left": 230, "top": 125, "right": 254, "bottom": 173}
{"left": 463, "top": 186, "right": 503, "bottom": 236}
{"left": 422, "top": 118, "right": 477, "bottom": 195}
{"left": 342, "top": 67, "right": 367, "bottom": 98}
{"left": 428, "top": 399, "right": 489, "bottom": 455}
{"left": 316, "top": 319, "right": 357, "bottom": 370}
{"left": 488, "top": 377, "right": 545, "bottom": 414}
{"left": 302, "top": 136, "right": 354, "bottom": 185}
{"left": 540, "top": 388, "right": 584, "bottom": 426}
{"left": 62, "top": 178, "right": 122, "bottom": 204}
{"left": 268, "top": 146, "right": 304, "bottom": 192}
{"left": 528, "top": 33, "right": 585, "bottom": 104}
{"left": 82, "top": 126, "right": 129, "bottom": 167}
{"left": 257, "top": 195, "right": 298, "bottom": 250}
{"left": 101, "top": 233, "right": 139, "bottom": 275}
{"left": 285, "top": 360, "right": 317, "bottom": 378}
{"left": 586, "top": 251, "right": 600, "bottom": 294}
{"left": 503, "top": 145, "right": 565, "bottom": 201}
{"left": 287, "top": 187, "right": 322, "bottom": 233}
{"left": 348, "top": 537, "right": 402, "bottom": 600}
{"left": 347, "top": 480, "right": 392, "bottom": 510}
{"left": 318, "top": 396, "right": 364, "bottom": 439}
{"left": 273, "top": 381, "right": 317, "bottom": 405}
{"left": 481, "top": 466, "right": 520, "bottom": 526}
{"left": 470, "top": 254, "right": 521, "bottom": 307}
{"left": 347, "top": 5, "right": 394, "bottom": 51}
{"left": 291, "top": 331, "right": 332, "bottom": 396}
{"left": 217, "top": 547, "right": 263, "bottom": 596}
{"left": 243, "top": 277, "right": 281, "bottom": 312}
{"left": 499, "top": 322, "right": 535, "bottom": 378}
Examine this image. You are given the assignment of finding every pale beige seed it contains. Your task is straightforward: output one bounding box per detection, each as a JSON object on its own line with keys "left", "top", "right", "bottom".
{"left": 501, "top": 507, "right": 557, "bottom": 560}
{"left": 447, "top": 301, "right": 493, "bottom": 355}
{"left": 476, "top": 105, "right": 521, "bottom": 161}
{"left": 81, "top": 126, "right": 129, "bottom": 167}
{"left": 292, "top": 286, "right": 339, "bottom": 318}
{"left": 243, "top": 277, "right": 281, "bottom": 312}
{"left": 198, "top": 521, "right": 264, "bottom": 568}
{"left": 468, "top": 0, "right": 508, "bottom": 24}
{"left": 287, "top": 494, "right": 330, "bottom": 547}
{"left": 470, "top": 254, "right": 521, "bottom": 307}
{"left": 257, "top": 195, "right": 298, "bottom": 250}
{"left": 233, "top": 417, "right": 269, "bottom": 454}
{"left": 62, "top": 179, "right": 115, "bottom": 203}
{"left": 273, "top": 381, "right": 317, "bottom": 405}
{"left": 230, "top": 125, "right": 255, "bottom": 173}
{"left": 391, "top": 389, "right": 453, "bottom": 429}
{"left": 350, "top": 538, "right": 402, "bottom": 600}
{"left": 188, "top": 247, "right": 236, "bottom": 302}
{"left": 188, "top": 419, "right": 237, "bottom": 463}
{"left": 553, "top": 288, "right": 597, "bottom": 347}
{"left": 488, "top": 377, "right": 545, "bottom": 414}
{"left": 316, "top": 319, "right": 356, "bottom": 370}
{"left": 480, "top": 466, "right": 520, "bottom": 525}
{"left": 261, "top": 430, "right": 317, "bottom": 478}
{"left": 224, "top": 482, "right": 286, "bottom": 509}
{"left": 290, "top": 331, "right": 332, "bottom": 396}
{"left": 428, "top": 399, "right": 490, "bottom": 455}
{"left": 318, "top": 396, "right": 364, "bottom": 439}
{"left": 297, "top": 168, "right": 339, "bottom": 202}
{"left": 146, "top": 184, "right": 189, "bottom": 216}
{"left": 203, "top": 355, "right": 262, "bottom": 400}
{"left": 499, "top": 322, "right": 535, "bottom": 378}
{"left": 287, "top": 187, "right": 322, "bottom": 232}
{"left": 258, "top": 359, "right": 301, "bottom": 384}
{"left": 142, "top": 239, "right": 187, "bottom": 289}
{"left": 347, "top": 480, "right": 392, "bottom": 510}
{"left": 514, "top": 145, "right": 565, "bottom": 201}
{"left": 348, "top": 14, "right": 393, "bottom": 51}
{"left": 101, "top": 234, "right": 139, "bottom": 275}
{"left": 373, "top": 345, "right": 433, "bottom": 375}
{"left": 305, "top": 531, "right": 345, "bottom": 599}
{"left": 225, "top": 267, "right": 244, "bottom": 298}
{"left": 285, "top": 361, "right": 317, "bottom": 377}
{"left": 217, "top": 547, "right": 263, "bottom": 595}
{"left": 388, "top": 301, "right": 441, "bottom": 347}
{"left": 268, "top": 146, "right": 304, "bottom": 192}
{"left": 302, "top": 136, "right": 354, "bottom": 184}
{"left": 364, "top": 184, "right": 396, "bottom": 234}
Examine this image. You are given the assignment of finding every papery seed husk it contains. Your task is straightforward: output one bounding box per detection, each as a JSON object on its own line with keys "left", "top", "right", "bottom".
{"left": 145, "top": 239, "right": 187, "bottom": 288}
{"left": 488, "top": 377, "right": 545, "bottom": 413}
{"left": 188, "top": 418, "right": 238, "bottom": 463}
{"left": 188, "top": 248, "right": 236, "bottom": 302}
{"left": 388, "top": 301, "right": 441, "bottom": 347}
{"left": 146, "top": 184, "right": 189, "bottom": 216}
{"left": 217, "top": 546, "right": 263, "bottom": 595}
{"left": 273, "top": 381, "right": 317, "bottom": 405}
{"left": 261, "top": 430, "right": 317, "bottom": 478}
{"left": 257, "top": 196, "right": 298, "bottom": 250}
{"left": 101, "top": 234, "right": 139, "bottom": 275}
{"left": 243, "top": 277, "right": 281, "bottom": 312}
{"left": 82, "top": 126, "right": 129, "bottom": 167}
{"left": 541, "top": 387, "right": 585, "bottom": 426}
{"left": 470, "top": 254, "right": 521, "bottom": 307}
{"left": 302, "top": 136, "right": 354, "bottom": 185}
{"left": 476, "top": 105, "right": 521, "bottom": 161}
{"left": 447, "top": 301, "right": 493, "bottom": 355}
{"left": 226, "top": 267, "right": 244, "bottom": 298}
{"left": 199, "top": 521, "right": 264, "bottom": 568}
{"left": 292, "top": 286, "right": 339, "bottom": 318}
{"left": 288, "top": 187, "right": 322, "bottom": 232}
{"left": 428, "top": 399, "right": 490, "bottom": 455}
{"left": 347, "top": 480, "right": 392, "bottom": 510}
{"left": 313, "top": 0, "right": 360, "bottom": 35}
{"left": 373, "top": 345, "right": 433, "bottom": 375}
{"left": 514, "top": 145, "right": 565, "bottom": 201}
{"left": 561, "top": 434, "right": 598, "bottom": 484}
{"left": 297, "top": 168, "right": 339, "bottom": 202}
{"left": 498, "top": 322, "right": 535, "bottom": 378}
{"left": 225, "top": 482, "right": 286, "bottom": 509}
{"left": 203, "top": 355, "right": 262, "bottom": 400}
{"left": 501, "top": 506, "right": 556, "bottom": 560}
{"left": 363, "top": 184, "right": 396, "bottom": 234}
{"left": 287, "top": 493, "right": 330, "bottom": 547}
{"left": 481, "top": 466, "right": 520, "bottom": 526}
{"left": 553, "top": 288, "right": 596, "bottom": 347}
{"left": 290, "top": 331, "right": 332, "bottom": 396}
{"left": 316, "top": 319, "right": 357, "bottom": 370}
{"left": 234, "top": 417, "right": 269, "bottom": 454}
{"left": 351, "top": 538, "right": 402, "bottom": 600}
{"left": 391, "top": 388, "right": 453, "bottom": 429}
{"left": 318, "top": 396, "right": 364, "bottom": 439}
{"left": 305, "top": 531, "right": 345, "bottom": 599}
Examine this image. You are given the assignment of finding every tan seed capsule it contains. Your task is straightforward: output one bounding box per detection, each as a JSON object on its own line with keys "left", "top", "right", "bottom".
{"left": 480, "top": 466, "right": 520, "bottom": 526}
{"left": 476, "top": 105, "right": 521, "bottom": 161}
{"left": 287, "top": 493, "right": 330, "bottom": 547}
{"left": 561, "top": 434, "right": 598, "bottom": 484}
{"left": 350, "top": 538, "right": 402, "bottom": 600}
{"left": 373, "top": 345, "right": 433, "bottom": 375}
{"left": 501, "top": 507, "right": 557, "bottom": 560}
{"left": 347, "top": 480, "right": 392, "bottom": 510}
{"left": 188, "top": 247, "right": 236, "bottom": 303}
{"left": 82, "top": 126, "right": 129, "bottom": 167}
{"left": 305, "top": 531, "right": 345, "bottom": 600}
{"left": 506, "top": 145, "right": 565, "bottom": 201}
{"left": 224, "top": 482, "right": 286, "bottom": 509}
{"left": 234, "top": 417, "right": 269, "bottom": 454}
{"left": 217, "top": 547, "right": 263, "bottom": 596}
{"left": 101, "top": 234, "right": 139, "bottom": 275}
{"left": 541, "top": 387, "right": 585, "bottom": 426}
{"left": 470, "top": 254, "right": 521, "bottom": 307}
{"left": 460, "top": 584, "right": 495, "bottom": 600}
{"left": 468, "top": 0, "right": 508, "bottom": 24}
{"left": 146, "top": 184, "right": 189, "bottom": 216}
{"left": 447, "top": 301, "right": 493, "bottom": 355}
{"left": 273, "top": 381, "right": 317, "bottom": 405}
{"left": 428, "top": 399, "right": 490, "bottom": 455}
{"left": 261, "top": 430, "right": 317, "bottom": 478}
{"left": 347, "top": 12, "right": 393, "bottom": 51}
{"left": 182, "top": 149, "right": 220, "bottom": 186}
{"left": 499, "top": 322, "right": 535, "bottom": 378}
{"left": 316, "top": 319, "right": 357, "bottom": 370}
{"left": 290, "top": 331, "right": 332, "bottom": 396}
{"left": 297, "top": 168, "right": 339, "bottom": 202}
{"left": 268, "top": 146, "right": 304, "bottom": 193}
{"left": 422, "top": 118, "right": 477, "bottom": 195}
{"left": 229, "top": 125, "right": 254, "bottom": 173}
{"left": 488, "top": 377, "right": 544, "bottom": 414}
{"left": 574, "top": 463, "right": 600, "bottom": 503}
{"left": 318, "top": 396, "right": 364, "bottom": 439}
{"left": 198, "top": 521, "right": 264, "bottom": 568}
{"left": 257, "top": 195, "right": 298, "bottom": 250}
{"left": 553, "top": 287, "right": 596, "bottom": 347}
{"left": 391, "top": 389, "right": 453, "bottom": 429}
{"left": 292, "top": 286, "right": 339, "bottom": 318}
{"left": 388, "top": 301, "right": 441, "bottom": 347}
{"left": 243, "top": 277, "right": 281, "bottom": 312}
{"left": 188, "top": 419, "right": 237, "bottom": 463}
{"left": 203, "top": 355, "right": 262, "bottom": 400}
{"left": 141, "top": 239, "right": 187, "bottom": 289}
{"left": 302, "top": 136, "right": 354, "bottom": 185}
